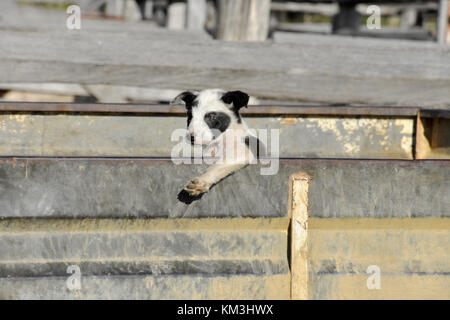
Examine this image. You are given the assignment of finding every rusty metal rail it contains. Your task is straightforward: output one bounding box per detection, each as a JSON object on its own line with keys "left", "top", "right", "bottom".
{"left": 1, "top": 101, "right": 448, "bottom": 118}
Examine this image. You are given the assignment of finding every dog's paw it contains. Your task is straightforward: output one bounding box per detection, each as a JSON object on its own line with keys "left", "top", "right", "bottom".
{"left": 177, "top": 189, "right": 203, "bottom": 204}
{"left": 184, "top": 177, "right": 211, "bottom": 196}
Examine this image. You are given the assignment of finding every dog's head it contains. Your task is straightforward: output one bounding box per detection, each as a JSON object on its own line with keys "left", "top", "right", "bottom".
{"left": 172, "top": 89, "right": 249, "bottom": 146}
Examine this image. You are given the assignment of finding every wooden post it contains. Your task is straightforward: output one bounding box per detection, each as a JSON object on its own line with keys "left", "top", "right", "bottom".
{"left": 415, "top": 112, "right": 447, "bottom": 159}
{"left": 400, "top": 8, "right": 418, "bottom": 29}
{"left": 217, "top": 0, "right": 271, "bottom": 41}
{"left": 448, "top": 0, "right": 450, "bottom": 43}
{"left": 123, "top": 0, "right": 142, "bottom": 21}
{"left": 187, "top": 0, "right": 207, "bottom": 31}
{"left": 415, "top": 112, "right": 431, "bottom": 159}
{"left": 105, "top": 0, "right": 124, "bottom": 17}
{"left": 332, "top": 2, "right": 361, "bottom": 34}
{"left": 289, "top": 173, "right": 311, "bottom": 300}
{"left": 135, "top": 0, "right": 153, "bottom": 20}
{"left": 437, "top": 0, "right": 449, "bottom": 44}
{"left": 167, "top": 2, "right": 187, "bottom": 30}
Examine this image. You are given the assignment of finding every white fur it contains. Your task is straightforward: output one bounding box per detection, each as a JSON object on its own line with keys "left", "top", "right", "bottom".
{"left": 188, "top": 89, "right": 238, "bottom": 145}
{"left": 174, "top": 89, "right": 257, "bottom": 197}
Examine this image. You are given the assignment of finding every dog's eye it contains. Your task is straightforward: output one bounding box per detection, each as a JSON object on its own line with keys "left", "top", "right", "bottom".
{"left": 205, "top": 113, "right": 217, "bottom": 121}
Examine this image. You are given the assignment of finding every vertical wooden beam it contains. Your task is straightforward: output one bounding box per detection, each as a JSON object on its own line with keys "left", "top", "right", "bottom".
{"left": 217, "top": 0, "right": 271, "bottom": 41}
{"left": 431, "top": 118, "right": 441, "bottom": 148}
{"left": 415, "top": 111, "right": 431, "bottom": 159}
{"left": 437, "top": 0, "right": 449, "bottom": 44}
{"left": 400, "top": 8, "right": 418, "bottom": 29}
{"left": 415, "top": 113, "right": 448, "bottom": 159}
{"left": 105, "top": 0, "right": 124, "bottom": 17}
{"left": 332, "top": 3, "right": 361, "bottom": 35}
{"left": 135, "top": 0, "right": 153, "bottom": 20}
{"left": 289, "top": 173, "right": 311, "bottom": 300}
{"left": 187, "top": 0, "right": 207, "bottom": 31}
{"left": 448, "top": 1, "right": 450, "bottom": 43}
{"left": 167, "top": 2, "right": 187, "bottom": 30}
{"left": 123, "top": 0, "right": 142, "bottom": 21}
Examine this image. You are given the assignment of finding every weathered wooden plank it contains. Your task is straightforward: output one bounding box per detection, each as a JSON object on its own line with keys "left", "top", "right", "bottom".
{"left": 1, "top": 28, "right": 449, "bottom": 107}
{"left": 271, "top": 2, "right": 338, "bottom": 15}
{"left": 271, "top": 2, "right": 439, "bottom": 15}
{"left": 0, "top": 159, "right": 448, "bottom": 218}
{"left": 0, "top": 0, "right": 207, "bottom": 38}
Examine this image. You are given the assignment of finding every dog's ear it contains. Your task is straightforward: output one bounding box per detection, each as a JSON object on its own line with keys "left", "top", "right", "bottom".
{"left": 171, "top": 91, "right": 198, "bottom": 108}
{"left": 221, "top": 90, "right": 249, "bottom": 112}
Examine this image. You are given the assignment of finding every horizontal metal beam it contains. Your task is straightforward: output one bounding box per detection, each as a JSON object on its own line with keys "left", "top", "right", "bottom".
{"left": 2, "top": 157, "right": 449, "bottom": 165}
{"left": 1, "top": 102, "right": 448, "bottom": 118}
{"left": 0, "top": 101, "right": 441, "bottom": 117}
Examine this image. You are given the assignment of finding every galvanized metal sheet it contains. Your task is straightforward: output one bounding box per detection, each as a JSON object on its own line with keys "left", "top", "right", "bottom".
{"left": 0, "top": 114, "right": 414, "bottom": 159}
{"left": 0, "top": 159, "right": 447, "bottom": 218}
{"left": 0, "top": 218, "right": 288, "bottom": 278}
{"left": 307, "top": 218, "right": 450, "bottom": 300}
{"left": 0, "top": 274, "right": 290, "bottom": 300}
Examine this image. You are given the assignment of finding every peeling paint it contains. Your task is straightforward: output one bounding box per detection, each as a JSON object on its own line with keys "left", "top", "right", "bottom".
{"left": 281, "top": 118, "right": 298, "bottom": 125}
{"left": 401, "top": 136, "right": 413, "bottom": 154}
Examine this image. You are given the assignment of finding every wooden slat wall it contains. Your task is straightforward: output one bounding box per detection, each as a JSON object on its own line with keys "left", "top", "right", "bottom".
{"left": 1, "top": 29, "right": 450, "bottom": 108}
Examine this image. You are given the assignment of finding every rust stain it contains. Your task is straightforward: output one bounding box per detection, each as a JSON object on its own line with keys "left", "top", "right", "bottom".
{"left": 281, "top": 118, "right": 298, "bottom": 125}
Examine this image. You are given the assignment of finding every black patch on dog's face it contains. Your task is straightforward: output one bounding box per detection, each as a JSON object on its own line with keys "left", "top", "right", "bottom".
{"left": 186, "top": 99, "right": 199, "bottom": 127}
{"left": 187, "top": 108, "right": 193, "bottom": 127}
{"left": 204, "top": 112, "right": 231, "bottom": 133}
{"left": 221, "top": 91, "right": 249, "bottom": 124}
{"left": 172, "top": 91, "right": 198, "bottom": 126}
{"left": 177, "top": 91, "right": 198, "bottom": 108}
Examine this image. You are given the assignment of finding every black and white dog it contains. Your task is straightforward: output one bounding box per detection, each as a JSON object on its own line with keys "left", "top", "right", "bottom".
{"left": 172, "top": 89, "right": 263, "bottom": 198}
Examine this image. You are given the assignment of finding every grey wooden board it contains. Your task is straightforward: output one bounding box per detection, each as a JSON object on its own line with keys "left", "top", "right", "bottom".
{"left": 0, "top": 0, "right": 208, "bottom": 38}
{"left": 0, "top": 114, "right": 414, "bottom": 159}
{"left": 0, "top": 218, "right": 287, "bottom": 277}
{"left": 0, "top": 274, "right": 290, "bottom": 299}
{"left": 1, "top": 25, "right": 449, "bottom": 107}
{"left": 0, "top": 159, "right": 448, "bottom": 218}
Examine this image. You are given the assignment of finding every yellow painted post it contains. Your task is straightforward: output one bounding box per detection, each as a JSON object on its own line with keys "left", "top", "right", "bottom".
{"left": 289, "top": 173, "right": 312, "bottom": 300}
